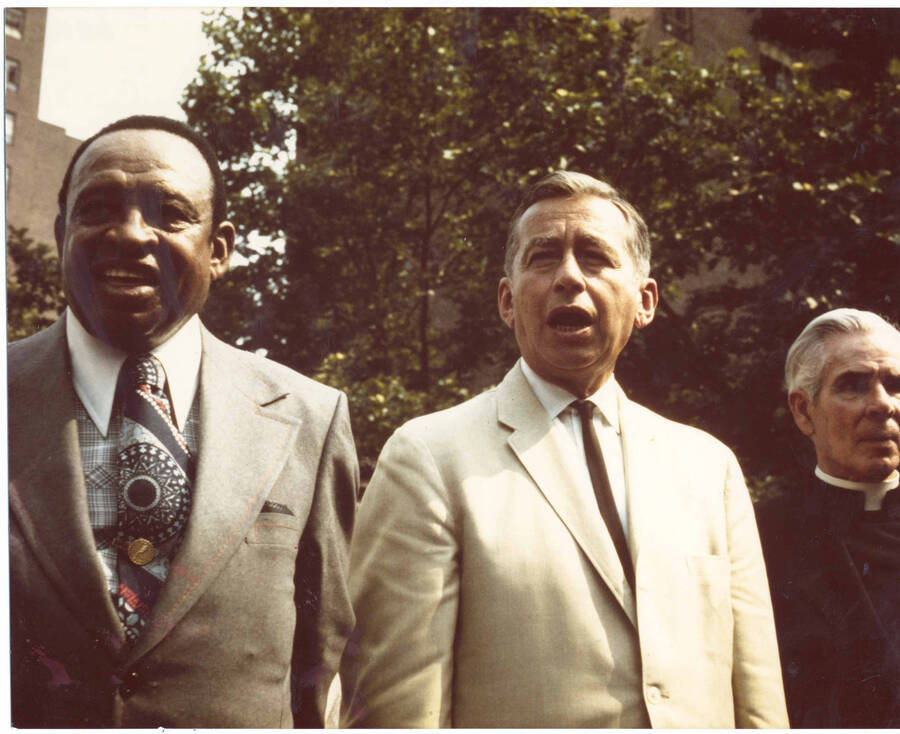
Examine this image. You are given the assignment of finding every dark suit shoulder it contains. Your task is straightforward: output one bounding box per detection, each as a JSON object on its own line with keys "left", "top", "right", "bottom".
{"left": 754, "top": 492, "right": 799, "bottom": 570}
{"left": 755, "top": 493, "right": 794, "bottom": 537}
{"left": 201, "top": 327, "right": 345, "bottom": 416}
{"left": 8, "top": 319, "right": 67, "bottom": 383}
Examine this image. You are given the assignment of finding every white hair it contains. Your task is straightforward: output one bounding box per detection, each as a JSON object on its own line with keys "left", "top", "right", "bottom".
{"left": 785, "top": 307, "right": 900, "bottom": 398}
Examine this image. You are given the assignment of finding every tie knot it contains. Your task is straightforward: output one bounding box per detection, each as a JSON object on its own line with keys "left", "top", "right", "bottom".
{"left": 572, "top": 399, "right": 595, "bottom": 422}
{"left": 121, "top": 354, "right": 165, "bottom": 392}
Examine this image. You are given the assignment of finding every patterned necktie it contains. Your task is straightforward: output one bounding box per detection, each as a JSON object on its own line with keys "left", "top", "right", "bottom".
{"left": 573, "top": 399, "right": 635, "bottom": 590}
{"left": 115, "top": 354, "right": 193, "bottom": 642}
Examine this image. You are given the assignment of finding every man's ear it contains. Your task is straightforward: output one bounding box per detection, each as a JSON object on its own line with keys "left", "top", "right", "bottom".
{"left": 788, "top": 390, "right": 816, "bottom": 437}
{"left": 634, "top": 277, "right": 658, "bottom": 329}
{"left": 498, "top": 277, "right": 515, "bottom": 330}
{"left": 54, "top": 214, "right": 65, "bottom": 257}
{"left": 209, "top": 220, "right": 236, "bottom": 281}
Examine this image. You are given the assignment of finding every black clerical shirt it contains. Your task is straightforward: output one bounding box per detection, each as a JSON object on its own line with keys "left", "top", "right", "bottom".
{"left": 756, "top": 475, "right": 900, "bottom": 728}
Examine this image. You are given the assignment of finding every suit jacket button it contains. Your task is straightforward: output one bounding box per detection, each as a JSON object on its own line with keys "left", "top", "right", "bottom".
{"left": 120, "top": 669, "right": 139, "bottom": 697}
{"left": 647, "top": 685, "right": 662, "bottom": 704}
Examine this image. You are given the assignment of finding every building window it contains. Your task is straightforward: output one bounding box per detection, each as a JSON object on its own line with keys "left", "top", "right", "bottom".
{"left": 760, "top": 55, "right": 792, "bottom": 93}
{"left": 662, "top": 8, "right": 693, "bottom": 45}
{"left": 5, "top": 8, "right": 24, "bottom": 39}
{"left": 758, "top": 42, "right": 795, "bottom": 93}
{"left": 6, "top": 111, "right": 15, "bottom": 145}
{"left": 6, "top": 57, "right": 20, "bottom": 91}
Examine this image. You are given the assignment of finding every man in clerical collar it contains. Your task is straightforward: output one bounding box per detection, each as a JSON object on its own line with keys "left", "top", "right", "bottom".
{"left": 757, "top": 307, "right": 900, "bottom": 727}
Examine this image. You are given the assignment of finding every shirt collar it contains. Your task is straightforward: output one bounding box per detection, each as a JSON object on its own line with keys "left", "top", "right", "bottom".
{"left": 815, "top": 465, "right": 900, "bottom": 511}
{"left": 65, "top": 308, "right": 202, "bottom": 436}
{"left": 519, "top": 358, "right": 620, "bottom": 433}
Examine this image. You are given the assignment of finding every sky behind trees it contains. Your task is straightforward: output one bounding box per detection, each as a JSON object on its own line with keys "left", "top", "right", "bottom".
{"left": 40, "top": 7, "right": 211, "bottom": 139}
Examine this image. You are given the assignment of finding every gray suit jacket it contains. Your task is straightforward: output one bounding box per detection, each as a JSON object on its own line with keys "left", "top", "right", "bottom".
{"left": 342, "top": 361, "right": 787, "bottom": 727}
{"left": 9, "top": 316, "right": 358, "bottom": 727}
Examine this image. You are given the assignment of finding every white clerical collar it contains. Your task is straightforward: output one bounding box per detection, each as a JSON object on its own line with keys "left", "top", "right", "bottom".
{"left": 65, "top": 308, "right": 202, "bottom": 436}
{"left": 815, "top": 465, "right": 900, "bottom": 511}
{"left": 519, "top": 358, "right": 620, "bottom": 433}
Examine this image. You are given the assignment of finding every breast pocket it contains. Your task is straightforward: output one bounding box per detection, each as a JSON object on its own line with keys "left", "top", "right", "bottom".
{"left": 245, "top": 511, "right": 302, "bottom": 547}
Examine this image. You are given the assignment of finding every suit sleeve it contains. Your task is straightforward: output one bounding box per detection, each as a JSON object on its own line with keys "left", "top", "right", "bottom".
{"left": 725, "top": 451, "right": 789, "bottom": 728}
{"left": 292, "top": 391, "right": 359, "bottom": 727}
{"left": 340, "top": 426, "right": 459, "bottom": 728}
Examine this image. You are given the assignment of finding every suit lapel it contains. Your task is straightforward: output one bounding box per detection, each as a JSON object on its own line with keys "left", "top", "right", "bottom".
{"left": 498, "top": 363, "right": 636, "bottom": 626}
{"left": 128, "top": 327, "right": 302, "bottom": 663}
{"left": 8, "top": 318, "right": 124, "bottom": 654}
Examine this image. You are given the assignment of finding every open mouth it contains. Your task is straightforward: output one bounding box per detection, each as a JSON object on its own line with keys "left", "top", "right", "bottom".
{"left": 547, "top": 307, "right": 594, "bottom": 333}
{"left": 92, "top": 261, "right": 159, "bottom": 289}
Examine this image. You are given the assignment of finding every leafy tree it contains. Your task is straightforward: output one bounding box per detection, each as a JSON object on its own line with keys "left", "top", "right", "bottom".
{"left": 184, "top": 8, "right": 899, "bottom": 485}
{"left": 6, "top": 226, "right": 65, "bottom": 342}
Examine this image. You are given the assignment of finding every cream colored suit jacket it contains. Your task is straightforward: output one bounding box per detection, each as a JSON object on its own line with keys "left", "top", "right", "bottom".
{"left": 342, "top": 361, "right": 787, "bottom": 728}
{"left": 9, "top": 317, "right": 358, "bottom": 728}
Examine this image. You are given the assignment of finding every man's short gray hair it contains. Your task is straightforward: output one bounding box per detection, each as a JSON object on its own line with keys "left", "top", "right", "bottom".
{"left": 504, "top": 170, "right": 651, "bottom": 278}
{"left": 784, "top": 307, "right": 900, "bottom": 399}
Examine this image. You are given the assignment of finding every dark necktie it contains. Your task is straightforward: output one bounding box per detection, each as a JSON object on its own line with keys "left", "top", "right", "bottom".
{"left": 115, "top": 354, "right": 193, "bottom": 642}
{"left": 574, "top": 399, "right": 635, "bottom": 590}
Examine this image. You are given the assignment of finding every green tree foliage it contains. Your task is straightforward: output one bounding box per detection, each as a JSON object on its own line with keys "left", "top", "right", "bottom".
{"left": 6, "top": 226, "right": 65, "bottom": 341}
{"left": 183, "top": 8, "right": 899, "bottom": 484}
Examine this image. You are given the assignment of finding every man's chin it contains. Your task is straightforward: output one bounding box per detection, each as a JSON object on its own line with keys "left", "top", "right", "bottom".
{"left": 535, "top": 360, "right": 614, "bottom": 397}
{"left": 84, "top": 306, "right": 176, "bottom": 353}
{"left": 853, "top": 458, "right": 900, "bottom": 483}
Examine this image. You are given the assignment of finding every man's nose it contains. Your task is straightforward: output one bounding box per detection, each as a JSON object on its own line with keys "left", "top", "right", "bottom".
{"left": 553, "top": 251, "right": 585, "bottom": 292}
{"left": 867, "top": 381, "right": 898, "bottom": 418}
{"left": 107, "top": 206, "right": 156, "bottom": 250}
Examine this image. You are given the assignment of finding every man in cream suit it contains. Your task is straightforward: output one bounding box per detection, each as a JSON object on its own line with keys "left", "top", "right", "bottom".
{"left": 342, "top": 171, "right": 787, "bottom": 727}
{"left": 9, "top": 116, "right": 357, "bottom": 727}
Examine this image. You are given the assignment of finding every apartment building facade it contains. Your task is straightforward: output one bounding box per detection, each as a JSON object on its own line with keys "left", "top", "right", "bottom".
{"left": 6, "top": 7, "right": 81, "bottom": 248}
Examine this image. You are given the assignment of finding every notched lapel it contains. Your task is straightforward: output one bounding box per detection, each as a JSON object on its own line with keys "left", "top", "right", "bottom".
{"left": 8, "top": 319, "right": 123, "bottom": 652}
{"left": 498, "top": 364, "right": 636, "bottom": 626}
{"left": 130, "top": 331, "right": 301, "bottom": 663}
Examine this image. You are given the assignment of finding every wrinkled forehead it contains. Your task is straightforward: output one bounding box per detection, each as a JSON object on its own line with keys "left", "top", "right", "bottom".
{"left": 69, "top": 128, "right": 214, "bottom": 205}
{"left": 823, "top": 329, "right": 900, "bottom": 373}
{"left": 518, "top": 194, "right": 627, "bottom": 231}
{"left": 514, "top": 194, "right": 630, "bottom": 253}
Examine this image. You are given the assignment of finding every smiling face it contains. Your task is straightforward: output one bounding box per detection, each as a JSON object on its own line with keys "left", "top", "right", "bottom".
{"left": 498, "top": 194, "right": 658, "bottom": 397}
{"left": 789, "top": 331, "right": 900, "bottom": 481}
{"left": 56, "top": 128, "right": 235, "bottom": 353}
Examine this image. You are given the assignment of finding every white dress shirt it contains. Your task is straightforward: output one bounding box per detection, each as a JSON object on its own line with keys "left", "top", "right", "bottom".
{"left": 66, "top": 308, "right": 202, "bottom": 436}
{"left": 520, "top": 358, "right": 629, "bottom": 539}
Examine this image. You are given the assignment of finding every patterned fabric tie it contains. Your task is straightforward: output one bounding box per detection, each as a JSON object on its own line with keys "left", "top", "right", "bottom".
{"left": 573, "top": 399, "right": 635, "bottom": 590}
{"left": 114, "top": 354, "right": 193, "bottom": 642}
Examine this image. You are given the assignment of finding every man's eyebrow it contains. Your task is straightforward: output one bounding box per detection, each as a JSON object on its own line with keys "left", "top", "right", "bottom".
{"left": 72, "top": 180, "right": 121, "bottom": 202}
{"left": 573, "top": 232, "right": 614, "bottom": 249}
{"left": 152, "top": 185, "right": 203, "bottom": 214}
{"left": 73, "top": 180, "right": 203, "bottom": 214}
{"left": 522, "top": 235, "right": 560, "bottom": 250}
{"left": 832, "top": 369, "right": 873, "bottom": 384}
